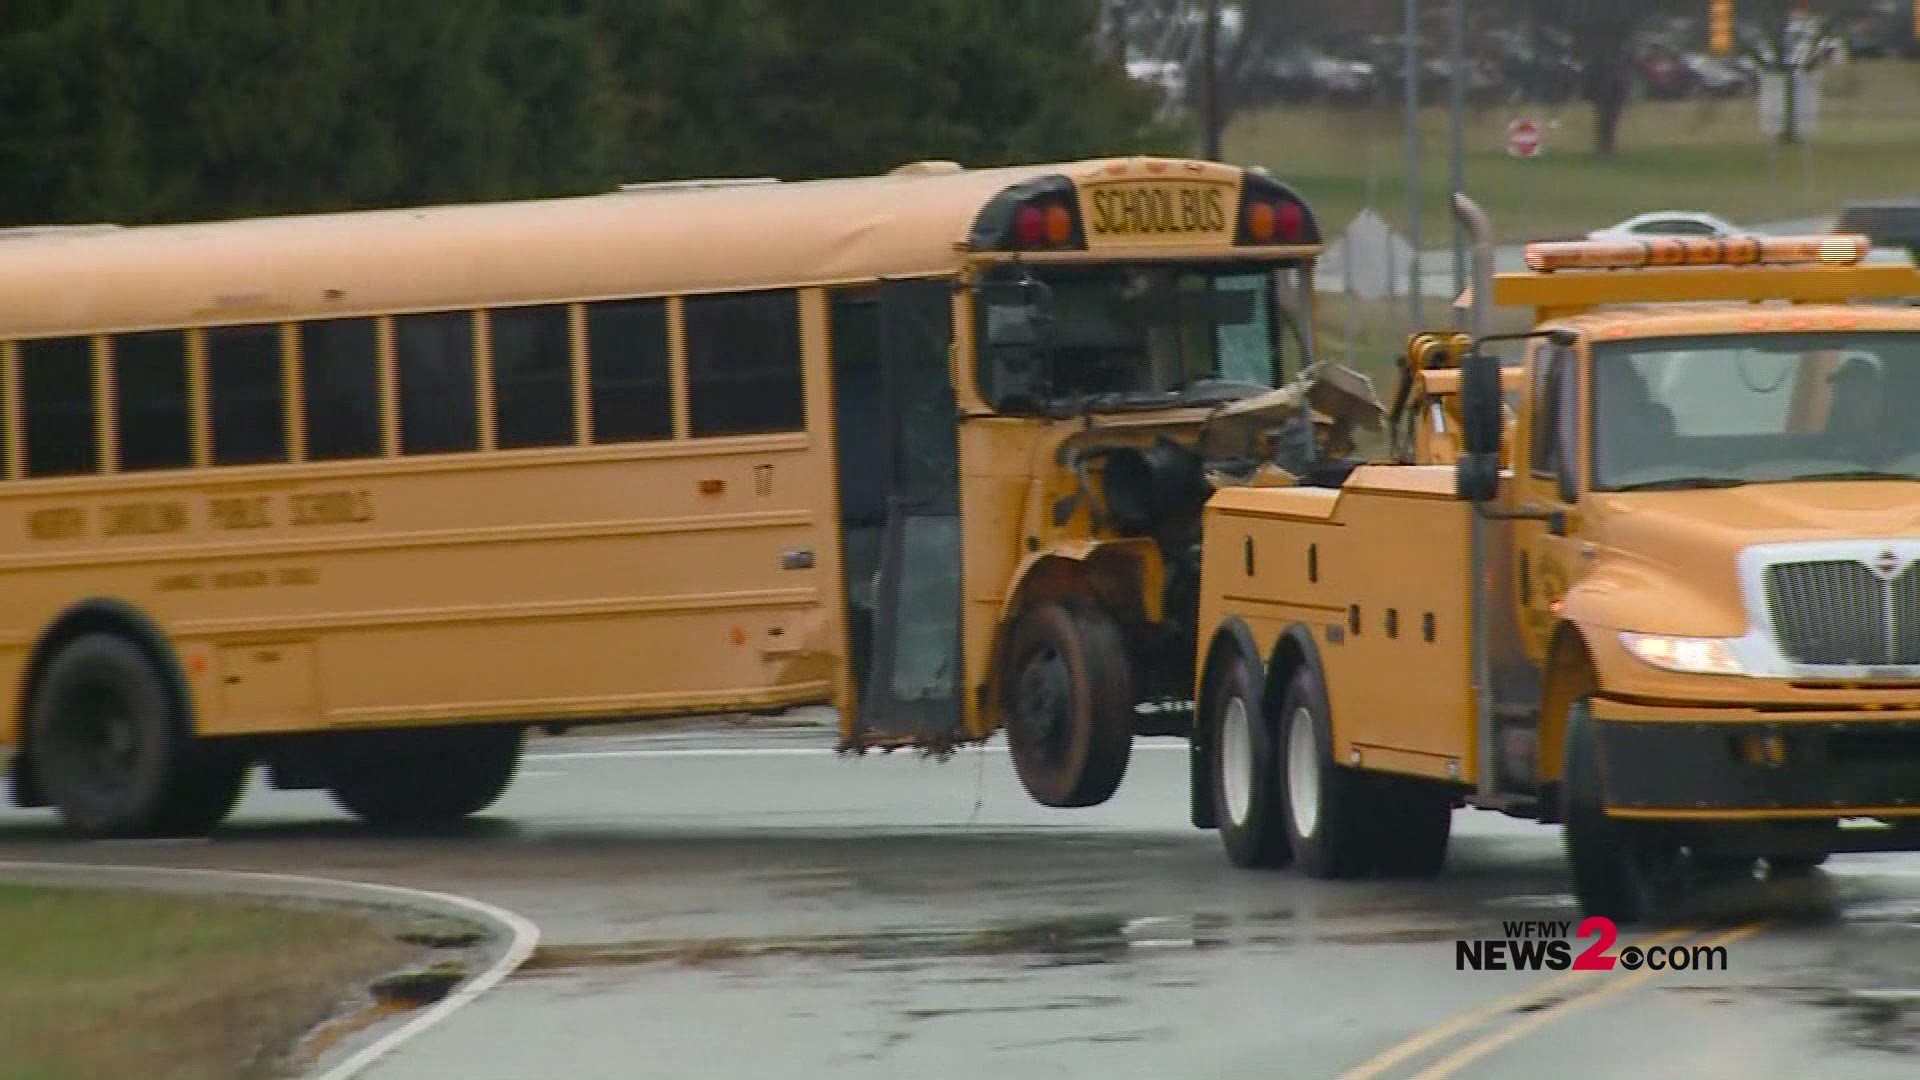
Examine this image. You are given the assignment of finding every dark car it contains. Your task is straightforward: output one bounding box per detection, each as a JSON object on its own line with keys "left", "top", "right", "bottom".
{"left": 1836, "top": 200, "right": 1920, "bottom": 262}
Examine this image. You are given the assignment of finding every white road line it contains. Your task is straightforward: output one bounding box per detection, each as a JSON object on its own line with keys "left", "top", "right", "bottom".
{"left": 529, "top": 742, "right": 1191, "bottom": 762}
{"left": 0, "top": 859, "right": 540, "bottom": 1080}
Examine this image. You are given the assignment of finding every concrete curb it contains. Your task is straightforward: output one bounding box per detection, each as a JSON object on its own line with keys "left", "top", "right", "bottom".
{"left": 0, "top": 859, "right": 540, "bottom": 1080}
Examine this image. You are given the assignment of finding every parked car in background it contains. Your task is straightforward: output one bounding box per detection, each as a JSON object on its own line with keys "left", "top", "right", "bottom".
{"left": 1587, "top": 211, "right": 1742, "bottom": 240}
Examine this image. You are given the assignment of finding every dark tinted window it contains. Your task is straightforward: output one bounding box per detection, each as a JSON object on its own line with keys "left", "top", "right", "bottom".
{"left": 394, "top": 312, "right": 477, "bottom": 455}
{"left": 206, "top": 324, "right": 286, "bottom": 465}
{"left": 490, "top": 305, "right": 574, "bottom": 449}
{"left": 1530, "top": 345, "right": 1570, "bottom": 477}
{"left": 112, "top": 330, "right": 192, "bottom": 472}
{"left": 298, "top": 318, "right": 383, "bottom": 460}
{"left": 19, "top": 337, "right": 97, "bottom": 477}
{"left": 683, "top": 290, "right": 804, "bottom": 436}
{"left": 585, "top": 299, "right": 672, "bottom": 443}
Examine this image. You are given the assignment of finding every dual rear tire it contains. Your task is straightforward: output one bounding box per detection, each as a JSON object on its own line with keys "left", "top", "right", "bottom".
{"left": 324, "top": 725, "right": 525, "bottom": 828}
{"left": 1204, "top": 651, "right": 1452, "bottom": 879}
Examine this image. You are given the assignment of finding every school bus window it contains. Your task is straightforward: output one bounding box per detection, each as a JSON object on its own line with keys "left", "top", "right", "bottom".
{"left": 297, "top": 317, "right": 383, "bottom": 461}
{"left": 975, "top": 262, "right": 1293, "bottom": 411}
{"left": 394, "top": 311, "right": 478, "bottom": 455}
{"left": 19, "top": 336, "right": 97, "bottom": 478}
{"left": 112, "top": 329, "right": 192, "bottom": 472}
{"left": 488, "top": 304, "right": 575, "bottom": 450}
{"left": 206, "top": 323, "right": 287, "bottom": 465}
{"left": 683, "top": 289, "right": 804, "bottom": 437}
{"left": 586, "top": 298, "right": 672, "bottom": 444}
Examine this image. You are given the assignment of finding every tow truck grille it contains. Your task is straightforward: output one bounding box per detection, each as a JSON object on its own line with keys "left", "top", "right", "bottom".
{"left": 1764, "top": 559, "right": 1920, "bottom": 666}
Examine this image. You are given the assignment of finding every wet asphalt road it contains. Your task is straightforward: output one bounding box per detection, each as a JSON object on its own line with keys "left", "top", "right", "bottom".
{"left": 1, "top": 720, "right": 1917, "bottom": 1079}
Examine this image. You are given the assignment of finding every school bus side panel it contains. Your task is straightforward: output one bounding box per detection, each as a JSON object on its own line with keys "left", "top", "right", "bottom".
{"left": 0, "top": 439, "right": 840, "bottom": 739}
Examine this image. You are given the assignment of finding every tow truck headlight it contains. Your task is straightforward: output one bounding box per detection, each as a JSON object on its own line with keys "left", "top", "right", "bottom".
{"left": 1619, "top": 632, "right": 1745, "bottom": 676}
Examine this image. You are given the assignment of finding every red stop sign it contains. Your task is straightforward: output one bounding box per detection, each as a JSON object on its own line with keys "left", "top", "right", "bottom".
{"left": 1507, "top": 119, "right": 1542, "bottom": 158}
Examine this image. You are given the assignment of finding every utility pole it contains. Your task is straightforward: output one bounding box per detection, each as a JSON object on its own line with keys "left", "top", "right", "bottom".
{"left": 1203, "top": 0, "right": 1222, "bottom": 159}
{"left": 1448, "top": 0, "right": 1466, "bottom": 315}
{"left": 1405, "top": 0, "right": 1423, "bottom": 327}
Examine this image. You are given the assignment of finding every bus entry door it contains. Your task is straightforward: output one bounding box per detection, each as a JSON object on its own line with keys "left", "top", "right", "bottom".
{"left": 856, "top": 279, "right": 965, "bottom": 743}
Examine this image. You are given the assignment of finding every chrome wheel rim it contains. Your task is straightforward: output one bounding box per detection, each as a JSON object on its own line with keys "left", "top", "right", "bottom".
{"left": 1287, "top": 706, "right": 1320, "bottom": 839}
{"left": 1221, "top": 697, "right": 1254, "bottom": 827}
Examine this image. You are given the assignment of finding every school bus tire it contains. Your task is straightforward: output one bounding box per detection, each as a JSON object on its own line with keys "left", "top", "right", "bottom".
{"left": 1205, "top": 648, "right": 1292, "bottom": 869}
{"left": 327, "top": 724, "right": 525, "bottom": 828}
{"left": 1001, "top": 597, "right": 1133, "bottom": 809}
{"left": 28, "top": 632, "right": 246, "bottom": 838}
{"left": 1276, "top": 666, "right": 1374, "bottom": 879}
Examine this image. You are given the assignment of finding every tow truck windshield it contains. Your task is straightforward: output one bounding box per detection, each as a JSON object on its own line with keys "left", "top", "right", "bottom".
{"left": 1590, "top": 331, "right": 1920, "bottom": 491}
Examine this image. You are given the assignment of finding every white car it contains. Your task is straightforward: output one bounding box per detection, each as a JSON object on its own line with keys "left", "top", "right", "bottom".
{"left": 1587, "top": 211, "right": 1742, "bottom": 240}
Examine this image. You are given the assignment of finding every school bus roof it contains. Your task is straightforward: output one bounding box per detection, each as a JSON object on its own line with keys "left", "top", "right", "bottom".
{"left": 0, "top": 156, "right": 1295, "bottom": 340}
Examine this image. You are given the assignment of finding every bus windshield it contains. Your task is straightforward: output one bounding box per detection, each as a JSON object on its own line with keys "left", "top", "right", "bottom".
{"left": 1590, "top": 331, "right": 1920, "bottom": 491}
{"left": 976, "top": 261, "right": 1308, "bottom": 413}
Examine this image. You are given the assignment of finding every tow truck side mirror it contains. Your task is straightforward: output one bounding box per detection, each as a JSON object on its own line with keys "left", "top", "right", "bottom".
{"left": 1456, "top": 346, "right": 1501, "bottom": 502}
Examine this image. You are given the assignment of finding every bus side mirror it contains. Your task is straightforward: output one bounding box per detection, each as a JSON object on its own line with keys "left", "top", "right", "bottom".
{"left": 1456, "top": 347, "right": 1501, "bottom": 502}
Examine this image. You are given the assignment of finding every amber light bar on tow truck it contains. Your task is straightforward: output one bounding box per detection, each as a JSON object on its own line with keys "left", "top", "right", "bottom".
{"left": 1523, "top": 234, "right": 1873, "bottom": 272}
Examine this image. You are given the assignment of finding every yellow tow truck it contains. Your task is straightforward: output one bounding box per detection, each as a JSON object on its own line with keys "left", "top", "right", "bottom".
{"left": 1189, "top": 195, "right": 1920, "bottom": 920}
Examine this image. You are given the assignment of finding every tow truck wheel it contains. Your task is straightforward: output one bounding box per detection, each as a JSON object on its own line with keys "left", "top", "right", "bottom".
{"left": 1205, "top": 649, "right": 1291, "bottom": 868}
{"left": 1002, "top": 598, "right": 1133, "bottom": 809}
{"left": 1276, "top": 666, "right": 1373, "bottom": 878}
{"left": 1562, "top": 697, "right": 1681, "bottom": 923}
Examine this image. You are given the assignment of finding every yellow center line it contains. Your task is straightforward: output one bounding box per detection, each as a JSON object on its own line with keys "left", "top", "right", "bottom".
{"left": 1333, "top": 924, "right": 1703, "bottom": 1080}
{"left": 1407, "top": 920, "right": 1770, "bottom": 1080}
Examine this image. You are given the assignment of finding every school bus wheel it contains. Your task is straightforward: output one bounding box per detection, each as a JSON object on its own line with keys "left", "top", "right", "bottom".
{"left": 1000, "top": 597, "right": 1133, "bottom": 809}
{"left": 1203, "top": 646, "right": 1291, "bottom": 868}
{"left": 325, "top": 724, "right": 526, "bottom": 828}
{"left": 28, "top": 633, "right": 246, "bottom": 838}
{"left": 1275, "top": 666, "right": 1377, "bottom": 879}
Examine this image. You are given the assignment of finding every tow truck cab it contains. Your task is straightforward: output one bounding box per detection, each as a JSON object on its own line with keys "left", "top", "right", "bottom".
{"left": 1193, "top": 221, "right": 1920, "bottom": 920}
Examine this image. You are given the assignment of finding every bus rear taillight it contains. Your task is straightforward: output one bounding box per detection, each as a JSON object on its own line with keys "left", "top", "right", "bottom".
{"left": 1015, "top": 203, "right": 1076, "bottom": 248}
{"left": 1244, "top": 199, "right": 1306, "bottom": 244}
{"left": 1234, "top": 172, "right": 1319, "bottom": 247}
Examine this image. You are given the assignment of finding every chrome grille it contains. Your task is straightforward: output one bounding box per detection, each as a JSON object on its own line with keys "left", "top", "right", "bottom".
{"left": 1764, "top": 559, "right": 1920, "bottom": 666}
{"left": 1898, "top": 567, "right": 1920, "bottom": 665}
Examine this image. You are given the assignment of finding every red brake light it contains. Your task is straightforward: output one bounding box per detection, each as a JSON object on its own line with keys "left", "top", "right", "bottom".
{"left": 1015, "top": 206, "right": 1047, "bottom": 247}
{"left": 1274, "top": 201, "right": 1305, "bottom": 242}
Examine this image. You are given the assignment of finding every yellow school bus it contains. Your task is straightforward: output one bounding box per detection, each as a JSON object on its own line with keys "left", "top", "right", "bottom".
{"left": 0, "top": 156, "right": 1354, "bottom": 837}
{"left": 1193, "top": 203, "right": 1920, "bottom": 920}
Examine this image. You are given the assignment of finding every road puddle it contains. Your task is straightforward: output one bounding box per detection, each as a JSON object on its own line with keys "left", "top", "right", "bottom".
{"left": 1815, "top": 989, "right": 1920, "bottom": 1054}
{"left": 515, "top": 906, "right": 1471, "bottom": 976}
